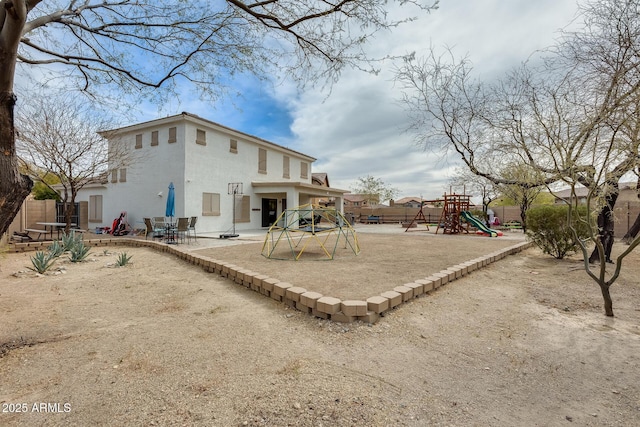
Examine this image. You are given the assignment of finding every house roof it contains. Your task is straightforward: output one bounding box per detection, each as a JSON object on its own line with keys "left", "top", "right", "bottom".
{"left": 554, "top": 182, "right": 637, "bottom": 199}
{"left": 252, "top": 181, "right": 348, "bottom": 197}
{"left": 394, "top": 196, "right": 424, "bottom": 204}
{"left": 344, "top": 194, "right": 368, "bottom": 202}
{"left": 312, "top": 173, "right": 329, "bottom": 187}
{"left": 101, "top": 112, "right": 316, "bottom": 162}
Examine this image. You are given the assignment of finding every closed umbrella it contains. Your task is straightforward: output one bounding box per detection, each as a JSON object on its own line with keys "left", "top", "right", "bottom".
{"left": 166, "top": 182, "right": 175, "bottom": 222}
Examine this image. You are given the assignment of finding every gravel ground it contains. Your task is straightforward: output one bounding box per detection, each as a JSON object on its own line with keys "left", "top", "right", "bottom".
{"left": 1, "top": 226, "right": 639, "bottom": 426}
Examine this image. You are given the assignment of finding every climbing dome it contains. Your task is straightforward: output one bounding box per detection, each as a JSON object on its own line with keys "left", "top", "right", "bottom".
{"left": 261, "top": 204, "right": 360, "bottom": 260}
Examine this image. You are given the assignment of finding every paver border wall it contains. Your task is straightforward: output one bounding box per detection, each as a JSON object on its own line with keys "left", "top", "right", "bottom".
{"left": 8, "top": 237, "right": 534, "bottom": 324}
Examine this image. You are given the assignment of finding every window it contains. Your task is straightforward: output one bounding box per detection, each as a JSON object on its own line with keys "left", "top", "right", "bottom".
{"left": 202, "top": 192, "right": 221, "bottom": 216}
{"left": 111, "top": 170, "right": 118, "bottom": 183}
{"left": 89, "top": 195, "right": 103, "bottom": 222}
{"left": 196, "top": 129, "right": 206, "bottom": 145}
{"left": 168, "top": 126, "right": 177, "bottom": 143}
{"left": 151, "top": 130, "right": 159, "bottom": 146}
{"left": 300, "top": 162, "right": 309, "bottom": 179}
{"left": 230, "top": 139, "right": 238, "bottom": 153}
{"left": 135, "top": 134, "right": 142, "bottom": 149}
{"left": 119, "top": 168, "right": 127, "bottom": 182}
{"left": 235, "top": 195, "right": 251, "bottom": 223}
{"left": 258, "top": 148, "right": 267, "bottom": 174}
{"left": 283, "top": 156, "right": 290, "bottom": 178}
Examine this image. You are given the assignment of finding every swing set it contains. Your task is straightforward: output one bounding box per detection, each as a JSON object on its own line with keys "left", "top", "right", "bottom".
{"left": 403, "top": 193, "right": 472, "bottom": 235}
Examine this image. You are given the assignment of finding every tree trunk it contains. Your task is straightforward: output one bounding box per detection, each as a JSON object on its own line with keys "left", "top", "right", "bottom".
{"left": 64, "top": 189, "right": 78, "bottom": 233}
{"left": 0, "top": 92, "right": 32, "bottom": 236}
{"left": 589, "top": 190, "right": 619, "bottom": 263}
{"left": 599, "top": 283, "right": 614, "bottom": 317}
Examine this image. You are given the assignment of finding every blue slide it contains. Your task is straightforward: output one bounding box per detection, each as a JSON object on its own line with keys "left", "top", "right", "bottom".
{"left": 461, "top": 211, "right": 501, "bottom": 237}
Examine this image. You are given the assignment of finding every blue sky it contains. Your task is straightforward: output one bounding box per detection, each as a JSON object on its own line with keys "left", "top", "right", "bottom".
{"left": 59, "top": 0, "right": 582, "bottom": 201}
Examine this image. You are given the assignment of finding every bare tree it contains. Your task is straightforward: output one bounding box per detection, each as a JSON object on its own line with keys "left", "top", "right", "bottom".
{"left": 496, "top": 164, "right": 546, "bottom": 232}
{"left": 395, "top": 0, "right": 640, "bottom": 316}
{"left": 16, "top": 94, "right": 133, "bottom": 232}
{"left": 0, "top": 0, "right": 439, "bottom": 236}
{"left": 351, "top": 175, "right": 400, "bottom": 206}
{"left": 448, "top": 167, "right": 498, "bottom": 222}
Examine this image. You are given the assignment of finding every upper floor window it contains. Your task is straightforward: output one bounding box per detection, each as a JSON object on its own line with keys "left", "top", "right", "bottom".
{"left": 230, "top": 139, "right": 238, "bottom": 153}
{"left": 168, "top": 126, "right": 177, "bottom": 143}
{"left": 258, "top": 148, "right": 267, "bottom": 174}
{"left": 283, "top": 156, "right": 290, "bottom": 178}
{"left": 135, "top": 134, "right": 142, "bottom": 149}
{"left": 151, "top": 130, "right": 159, "bottom": 146}
{"left": 196, "top": 129, "right": 206, "bottom": 146}
{"left": 300, "top": 162, "right": 309, "bottom": 179}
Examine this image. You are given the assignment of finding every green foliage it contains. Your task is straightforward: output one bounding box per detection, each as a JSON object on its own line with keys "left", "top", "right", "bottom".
{"left": 351, "top": 175, "right": 400, "bottom": 205}
{"left": 492, "top": 191, "right": 555, "bottom": 207}
{"left": 32, "top": 181, "right": 61, "bottom": 200}
{"left": 115, "top": 252, "right": 133, "bottom": 267}
{"left": 28, "top": 251, "right": 56, "bottom": 274}
{"left": 47, "top": 241, "right": 65, "bottom": 258}
{"left": 526, "top": 205, "right": 591, "bottom": 259}
{"left": 61, "top": 230, "right": 83, "bottom": 252}
{"left": 69, "top": 242, "right": 91, "bottom": 263}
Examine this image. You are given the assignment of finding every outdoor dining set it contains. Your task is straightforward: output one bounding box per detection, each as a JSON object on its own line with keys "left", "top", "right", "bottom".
{"left": 143, "top": 216, "right": 197, "bottom": 244}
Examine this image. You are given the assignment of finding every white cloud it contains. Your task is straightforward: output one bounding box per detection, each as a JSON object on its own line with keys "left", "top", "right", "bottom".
{"left": 16, "top": 0, "right": 579, "bottom": 202}
{"left": 281, "top": 0, "right": 579, "bottom": 200}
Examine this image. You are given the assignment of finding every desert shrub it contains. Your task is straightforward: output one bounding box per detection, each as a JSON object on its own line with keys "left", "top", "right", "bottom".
{"left": 28, "top": 251, "right": 56, "bottom": 274}
{"left": 47, "top": 241, "right": 65, "bottom": 258}
{"left": 115, "top": 252, "right": 133, "bottom": 267}
{"left": 69, "top": 242, "right": 91, "bottom": 263}
{"left": 61, "top": 230, "right": 83, "bottom": 252}
{"left": 526, "top": 204, "right": 591, "bottom": 259}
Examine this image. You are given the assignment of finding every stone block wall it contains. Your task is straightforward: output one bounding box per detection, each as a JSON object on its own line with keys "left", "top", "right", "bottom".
{"left": 8, "top": 237, "right": 533, "bottom": 324}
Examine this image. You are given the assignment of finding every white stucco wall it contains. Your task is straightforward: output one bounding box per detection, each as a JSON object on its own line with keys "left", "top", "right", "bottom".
{"left": 75, "top": 113, "right": 319, "bottom": 234}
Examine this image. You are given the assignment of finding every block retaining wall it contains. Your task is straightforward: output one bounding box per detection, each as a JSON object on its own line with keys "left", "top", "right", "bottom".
{"left": 9, "top": 238, "right": 534, "bottom": 324}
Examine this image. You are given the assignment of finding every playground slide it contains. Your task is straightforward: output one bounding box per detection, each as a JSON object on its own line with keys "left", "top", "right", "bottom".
{"left": 461, "top": 211, "right": 502, "bottom": 237}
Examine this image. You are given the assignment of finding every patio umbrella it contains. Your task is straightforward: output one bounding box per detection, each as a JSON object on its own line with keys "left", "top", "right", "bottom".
{"left": 166, "top": 182, "right": 175, "bottom": 222}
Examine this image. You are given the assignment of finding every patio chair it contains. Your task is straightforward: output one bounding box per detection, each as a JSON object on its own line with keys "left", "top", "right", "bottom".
{"left": 153, "top": 217, "right": 166, "bottom": 228}
{"left": 176, "top": 217, "right": 190, "bottom": 243}
{"left": 144, "top": 218, "right": 164, "bottom": 240}
{"left": 187, "top": 216, "right": 197, "bottom": 241}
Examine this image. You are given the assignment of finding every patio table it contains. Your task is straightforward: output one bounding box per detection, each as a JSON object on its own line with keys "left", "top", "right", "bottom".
{"left": 36, "top": 222, "right": 76, "bottom": 240}
{"left": 165, "top": 222, "right": 178, "bottom": 244}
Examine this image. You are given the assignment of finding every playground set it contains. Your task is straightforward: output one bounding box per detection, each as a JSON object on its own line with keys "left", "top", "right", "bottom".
{"left": 404, "top": 193, "right": 502, "bottom": 237}
{"left": 262, "top": 204, "right": 360, "bottom": 260}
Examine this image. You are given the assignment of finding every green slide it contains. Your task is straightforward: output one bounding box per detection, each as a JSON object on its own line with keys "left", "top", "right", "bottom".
{"left": 461, "top": 211, "right": 501, "bottom": 237}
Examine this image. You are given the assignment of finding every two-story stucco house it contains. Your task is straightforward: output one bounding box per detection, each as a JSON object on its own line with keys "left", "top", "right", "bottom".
{"left": 75, "top": 112, "right": 348, "bottom": 234}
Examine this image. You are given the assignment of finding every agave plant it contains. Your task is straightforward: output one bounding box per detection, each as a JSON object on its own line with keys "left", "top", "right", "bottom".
{"left": 47, "top": 241, "right": 65, "bottom": 258}
{"left": 28, "top": 251, "right": 56, "bottom": 274}
{"left": 115, "top": 252, "right": 133, "bottom": 267}
{"left": 69, "top": 242, "right": 91, "bottom": 263}
{"left": 61, "top": 230, "right": 83, "bottom": 252}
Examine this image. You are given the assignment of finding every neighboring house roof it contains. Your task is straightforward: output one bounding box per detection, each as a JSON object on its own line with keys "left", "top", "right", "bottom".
{"left": 554, "top": 182, "right": 637, "bottom": 199}
{"left": 312, "top": 173, "right": 329, "bottom": 187}
{"left": 101, "top": 111, "right": 316, "bottom": 162}
{"left": 344, "top": 194, "right": 368, "bottom": 203}
{"left": 394, "top": 197, "right": 424, "bottom": 205}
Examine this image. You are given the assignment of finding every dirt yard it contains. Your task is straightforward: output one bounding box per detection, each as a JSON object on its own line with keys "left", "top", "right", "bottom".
{"left": 1, "top": 227, "right": 639, "bottom": 426}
